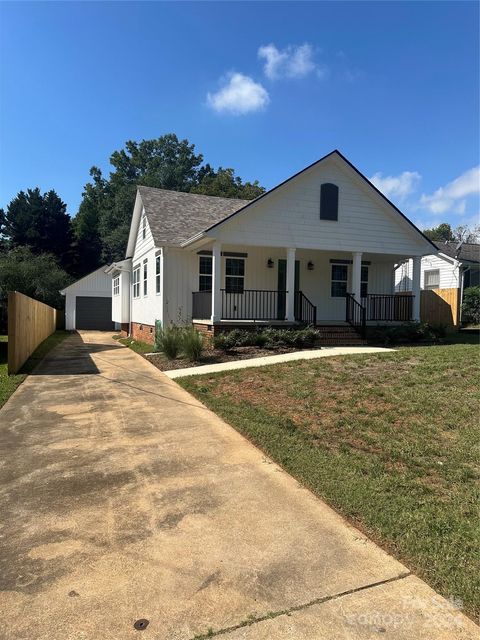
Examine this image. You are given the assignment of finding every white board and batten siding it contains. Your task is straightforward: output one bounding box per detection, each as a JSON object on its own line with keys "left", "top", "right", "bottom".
{"left": 111, "top": 269, "right": 131, "bottom": 324}
{"left": 211, "top": 155, "right": 430, "bottom": 257}
{"left": 61, "top": 267, "right": 113, "bottom": 330}
{"left": 130, "top": 210, "right": 164, "bottom": 326}
{"left": 162, "top": 245, "right": 396, "bottom": 325}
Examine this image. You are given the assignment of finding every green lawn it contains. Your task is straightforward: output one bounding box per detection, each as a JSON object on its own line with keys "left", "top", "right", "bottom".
{"left": 112, "top": 334, "right": 153, "bottom": 354}
{"left": 179, "top": 339, "right": 480, "bottom": 619}
{"left": 0, "top": 331, "right": 69, "bottom": 408}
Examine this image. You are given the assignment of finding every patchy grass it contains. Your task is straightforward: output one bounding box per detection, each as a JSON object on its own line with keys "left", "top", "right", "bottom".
{"left": 0, "top": 336, "right": 25, "bottom": 408}
{"left": 0, "top": 331, "right": 69, "bottom": 407}
{"left": 179, "top": 340, "right": 480, "bottom": 618}
{"left": 112, "top": 335, "right": 153, "bottom": 355}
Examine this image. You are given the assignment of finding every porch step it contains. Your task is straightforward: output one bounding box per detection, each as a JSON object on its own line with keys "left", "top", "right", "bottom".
{"left": 315, "top": 325, "right": 367, "bottom": 346}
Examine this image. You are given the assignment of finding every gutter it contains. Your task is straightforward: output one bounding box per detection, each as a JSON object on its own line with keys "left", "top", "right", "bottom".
{"left": 180, "top": 231, "right": 206, "bottom": 248}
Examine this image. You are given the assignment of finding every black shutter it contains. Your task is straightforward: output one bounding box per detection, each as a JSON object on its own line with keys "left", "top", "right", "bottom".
{"left": 320, "top": 183, "right": 339, "bottom": 221}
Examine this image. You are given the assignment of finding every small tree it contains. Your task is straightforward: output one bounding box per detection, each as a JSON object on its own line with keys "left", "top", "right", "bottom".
{"left": 462, "top": 287, "right": 480, "bottom": 325}
{"left": 0, "top": 246, "right": 72, "bottom": 309}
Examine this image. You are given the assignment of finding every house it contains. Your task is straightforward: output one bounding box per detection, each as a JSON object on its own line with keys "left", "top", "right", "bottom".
{"left": 106, "top": 150, "right": 438, "bottom": 344}
{"left": 395, "top": 241, "right": 480, "bottom": 325}
{"left": 60, "top": 266, "right": 116, "bottom": 331}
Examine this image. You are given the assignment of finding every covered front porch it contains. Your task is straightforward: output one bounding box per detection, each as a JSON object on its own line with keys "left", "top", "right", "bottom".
{"left": 189, "top": 243, "right": 422, "bottom": 335}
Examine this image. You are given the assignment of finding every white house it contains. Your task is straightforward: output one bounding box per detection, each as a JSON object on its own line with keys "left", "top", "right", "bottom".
{"left": 395, "top": 241, "right": 480, "bottom": 324}
{"left": 60, "top": 266, "right": 115, "bottom": 331}
{"left": 395, "top": 241, "right": 480, "bottom": 292}
{"left": 106, "top": 150, "right": 438, "bottom": 344}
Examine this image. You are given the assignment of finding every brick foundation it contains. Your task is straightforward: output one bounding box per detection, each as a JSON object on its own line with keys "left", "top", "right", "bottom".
{"left": 131, "top": 322, "right": 155, "bottom": 345}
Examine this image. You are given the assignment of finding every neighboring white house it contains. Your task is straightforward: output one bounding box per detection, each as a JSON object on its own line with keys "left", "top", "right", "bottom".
{"left": 60, "top": 266, "right": 116, "bottom": 331}
{"left": 106, "top": 150, "right": 438, "bottom": 343}
{"left": 395, "top": 241, "right": 480, "bottom": 323}
{"left": 395, "top": 242, "right": 480, "bottom": 292}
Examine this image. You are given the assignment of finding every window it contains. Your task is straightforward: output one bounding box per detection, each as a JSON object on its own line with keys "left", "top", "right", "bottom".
{"left": 141, "top": 213, "right": 146, "bottom": 240}
{"left": 331, "top": 264, "right": 348, "bottom": 297}
{"left": 361, "top": 266, "right": 369, "bottom": 298}
{"left": 113, "top": 276, "right": 120, "bottom": 296}
{"left": 320, "top": 183, "right": 339, "bottom": 221}
{"left": 225, "top": 258, "right": 245, "bottom": 294}
{"left": 424, "top": 269, "right": 440, "bottom": 290}
{"left": 132, "top": 266, "right": 140, "bottom": 298}
{"left": 199, "top": 256, "right": 212, "bottom": 291}
{"left": 143, "top": 259, "right": 148, "bottom": 296}
{"left": 156, "top": 255, "right": 161, "bottom": 294}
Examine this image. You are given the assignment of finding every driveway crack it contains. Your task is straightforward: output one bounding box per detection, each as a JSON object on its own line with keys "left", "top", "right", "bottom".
{"left": 188, "top": 571, "right": 412, "bottom": 639}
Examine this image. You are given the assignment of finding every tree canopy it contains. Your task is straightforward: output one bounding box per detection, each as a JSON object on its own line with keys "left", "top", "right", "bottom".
{"left": 0, "top": 188, "right": 72, "bottom": 270}
{"left": 423, "top": 222, "right": 480, "bottom": 244}
{"left": 0, "top": 247, "right": 72, "bottom": 309}
{"left": 73, "top": 134, "right": 265, "bottom": 268}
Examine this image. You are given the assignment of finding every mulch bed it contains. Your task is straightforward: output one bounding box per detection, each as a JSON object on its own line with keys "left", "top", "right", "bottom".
{"left": 145, "top": 345, "right": 321, "bottom": 372}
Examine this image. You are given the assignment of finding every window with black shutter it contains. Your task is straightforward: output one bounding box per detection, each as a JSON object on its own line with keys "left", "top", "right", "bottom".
{"left": 320, "top": 183, "right": 339, "bottom": 221}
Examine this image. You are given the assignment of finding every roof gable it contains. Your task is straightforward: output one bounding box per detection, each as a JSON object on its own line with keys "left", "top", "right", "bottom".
{"left": 126, "top": 187, "right": 249, "bottom": 255}
{"left": 60, "top": 266, "right": 110, "bottom": 294}
{"left": 195, "top": 150, "right": 437, "bottom": 253}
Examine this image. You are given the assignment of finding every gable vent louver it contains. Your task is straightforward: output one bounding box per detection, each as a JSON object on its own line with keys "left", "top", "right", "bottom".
{"left": 320, "top": 183, "right": 339, "bottom": 221}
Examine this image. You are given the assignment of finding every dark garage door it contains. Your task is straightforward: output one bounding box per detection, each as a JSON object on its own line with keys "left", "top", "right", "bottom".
{"left": 75, "top": 296, "right": 114, "bottom": 330}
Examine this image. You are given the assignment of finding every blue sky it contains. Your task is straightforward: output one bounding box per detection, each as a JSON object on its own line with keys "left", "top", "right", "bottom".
{"left": 1, "top": 1, "right": 479, "bottom": 231}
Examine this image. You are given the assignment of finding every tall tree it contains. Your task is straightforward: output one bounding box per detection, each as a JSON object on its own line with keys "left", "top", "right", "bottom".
{"left": 423, "top": 222, "right": 455, "bottom": 242}
{"left": 423, "top": 222, "right": 480, "bottom": 244}
{"left": 71, "top": 167, "right": 106, "bottom": 275}
{"left": 1, "top": 188, "right": 72, "bottom": 269}
{"left": 191, "top": 166, "right": 265, "bottom": 199}
{"left": 74, "top": 134, "right": 265, "bottom": 266}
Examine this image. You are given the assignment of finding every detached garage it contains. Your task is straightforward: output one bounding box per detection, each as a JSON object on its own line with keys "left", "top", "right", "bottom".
{"left": 60, "top": 266, "right": 116, "bottom": 331}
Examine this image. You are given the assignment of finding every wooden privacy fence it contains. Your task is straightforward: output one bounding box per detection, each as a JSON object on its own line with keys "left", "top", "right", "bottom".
{"left": 8, "top": 292, "right": 59, "bottom": 374}
{"left": 420, "top": 287, "right": 460, "bottom": 327}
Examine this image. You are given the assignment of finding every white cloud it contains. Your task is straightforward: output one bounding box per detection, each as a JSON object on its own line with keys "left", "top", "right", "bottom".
{"left": 258, "top": 43, "right": 324, "bottom": 80}
{"left": 419, "top": 167, "right": 480, "bottom": 214}
{"left": 370, "top": 171, "right": 421, "bottom": 201}
{"left": 207, "top": 73, "right": 270, "bottom": 115}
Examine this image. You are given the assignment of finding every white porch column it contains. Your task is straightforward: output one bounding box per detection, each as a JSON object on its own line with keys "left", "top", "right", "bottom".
{"left": 211, "top": 241, "right": 222, "bottom": 323}
{"left": 352, "top": 252, "right": 363, "bottom": 301}
{"left": 412, "top": 256, "right": 421, "bottom": 321}
{"left": 286, "top": 247, "right": 296, "bottom": 322}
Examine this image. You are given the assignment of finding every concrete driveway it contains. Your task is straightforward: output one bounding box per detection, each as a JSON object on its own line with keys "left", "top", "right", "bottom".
{"left": 0, "top": 331, "right": 477, "bottom": 640}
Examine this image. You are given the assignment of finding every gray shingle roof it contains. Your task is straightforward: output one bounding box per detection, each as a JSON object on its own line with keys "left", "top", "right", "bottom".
{"left": 435, "top": 241, "right": 480, "bottom": 264}
{"left": 138, "top": 186, "right": 249, "bottom": 246}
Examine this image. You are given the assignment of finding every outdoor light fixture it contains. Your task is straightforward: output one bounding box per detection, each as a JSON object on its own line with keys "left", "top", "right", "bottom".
{"left": 267, "top": 258, "right": 274, "bottom": 268}
{"left": 307, "top": 261, "right": 314, "bottom": 271}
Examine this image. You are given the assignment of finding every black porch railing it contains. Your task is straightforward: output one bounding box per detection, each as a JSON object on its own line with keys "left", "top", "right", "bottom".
{"left": 192, "top": 289, "right": 318, "bottom": 323}
{"left": 192, "top": 290, "right": 212, "bottom": 319}
{"left": 222, "top": 289, "right": 286, "bottom": 320}
{"left": 363, "top": 293, "right": 413, "bottom": 321}
{"left": 346, "top": 293, "right": 366, "bottom": 338}
{"left": 295, "top": 291, "right": 317, "bottom": 325}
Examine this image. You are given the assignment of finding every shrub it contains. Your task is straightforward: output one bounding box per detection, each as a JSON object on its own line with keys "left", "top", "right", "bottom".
{"left": 213, "top": 329, "right": 253, "bottom": 350}
{"left": 462, "top": 286, "right": 480, "bottom": 325}
{"left": 155, "top": 325, "right": 183, "bottom": 359}
{"left": 367, "top": 322, "right": 446, "bottom": 346}
{"left": 213, "top": 327, "right": 319, "bottom": 350}
{"left": 182, "top": 327, "right": 204, "bottom": 362}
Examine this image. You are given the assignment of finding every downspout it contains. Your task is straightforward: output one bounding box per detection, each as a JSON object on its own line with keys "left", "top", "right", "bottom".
{"left": 459, "top": 264, "right": 469, "bottom": 325}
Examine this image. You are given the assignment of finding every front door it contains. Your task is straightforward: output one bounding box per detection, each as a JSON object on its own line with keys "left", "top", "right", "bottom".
{"left": 277, "top": 259, "right": 300, "bottom": 320}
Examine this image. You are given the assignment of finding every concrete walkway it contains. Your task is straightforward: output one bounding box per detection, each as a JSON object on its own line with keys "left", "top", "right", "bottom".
{"left": 164, "top": 346, "right": 393, "bottom": 378}
{"left": 0, "top": 331, "right": 477, "bottom": 640}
